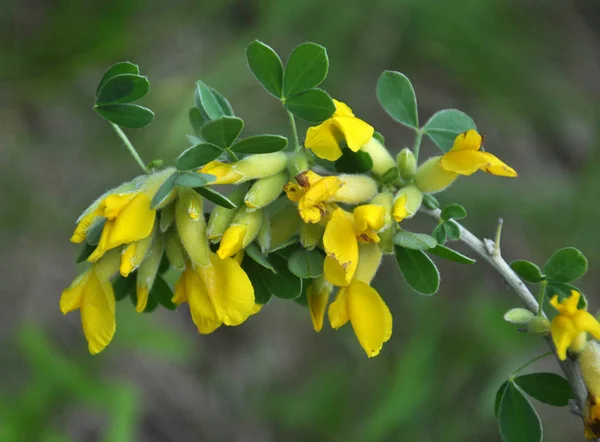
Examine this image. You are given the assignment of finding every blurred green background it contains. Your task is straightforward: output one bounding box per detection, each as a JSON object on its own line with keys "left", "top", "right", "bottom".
{"left": 2, "top": 0, "right": 599, "bottom": 440}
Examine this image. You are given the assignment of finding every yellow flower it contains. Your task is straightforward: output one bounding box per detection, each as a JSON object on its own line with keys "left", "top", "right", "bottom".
{"left": 392, "top": 185, "right": 423, "bottom": 222}
{"left": 550, "top": 290, "right": 600, "bottom": 360}
{"left": 327, "top": 243, "right": 391, "bottom": 358}
{"left": 284, "top": 170, "right": 342, "bottom": 224}
{"left": 305, "top": 100, "right": 374, "bottom": 161}
{"left": 323, "top": 206, "right": 385, "bottom": 287}
{"left": 307, "top": 275, "right": 333, "bottom": 332}
{"left": 439, "top": 129, "right": 517, "bottom": 177}
{"left": 172, "top": 252, "right": 255, "bottom": 333}
{"left": 216, "top": 208, "right": 263, "bottom": 259}
{"left": 199, "top": 152, "right": 288, "bottom": 185}
{"left": 60, "top": 252, "right": 120, "bottom": 354}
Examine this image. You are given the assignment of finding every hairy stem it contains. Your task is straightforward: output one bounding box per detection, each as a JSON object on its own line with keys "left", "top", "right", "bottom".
{"left": 412, "top": 129, "right": 423, "bottom": 162}
{"left": 287, "top": 110, "right": 300, "bottom": 152}
{"left": 424, "top": 208, "right": 588, "bottom": 411}
{"left": 111, "top": 123, "right": 149, "bottom": 173}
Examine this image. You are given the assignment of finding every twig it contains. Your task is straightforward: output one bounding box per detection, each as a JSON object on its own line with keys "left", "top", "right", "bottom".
{"left": 424, "top": 208, "right": 588, "bottom": 412}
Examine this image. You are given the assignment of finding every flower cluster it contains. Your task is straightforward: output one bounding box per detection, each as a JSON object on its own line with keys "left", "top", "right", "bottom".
{"left": 61, "top": 99, "right": 517, "bottom": 357}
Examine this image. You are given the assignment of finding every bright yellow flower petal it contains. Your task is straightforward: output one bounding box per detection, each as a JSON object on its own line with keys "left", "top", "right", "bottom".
{"left": 199, "top": 161, "right": 243, "bottom": 184}
{"left": 323, "top": 256, "right": 350, "bottom": 287}
{"left": 414, "top": 157, "right": 459, "bottom": 193}
{"left": 347, "top": 280, "right": 392, "bottom": 357}
{"left": 135, "top": 286, "right": 150, "bottom": 313}
{"left": 184, "top": 267, "right": 222, "bottom": 334}
{"left": 573, "top": 311, "right": 600, "bottom": 341}
{"left": 332, "top": 100, "right": 354, "bottom": 117}
{"left": 333, "top": 116, "right": 374, "bottom": 152}
{"left": 80, "top": 270, "right": 116, "bottom": 355}
{"left": 440, "top": 150, "right": 493, "bottom": 176}
{"left": 108, "top": 193, "right": 156, "bottom": 247}
{"left": 392, "top": 194, "right": 409, "bottom": 222}
{"left": 102, "top": 193, "right": 137, "bottom": 219}
{"left": 328, "top": 287, "right": 349, "bottom": 329}
{"left": 479, "top": 152, "right": 517, "bottom": 177}
{"left": 323, "top": 209, "right": 358, "bottom": 286}
{"left": 307, "top": 277, "right": 332, "bottom": 332}
{"left": 354, "top": 243, "right": 383, "bottom": 284}
{"left": 217, "top": 224, "right": 247, "bottom": 260}
{"left": 172, "top": 268, "right": 189, "bottom": 305}
{"left": 87, "top": 219, "right": 115, "bottom": 263}
{"left": 305, "top": 120, "right": 343, "bottom": 161}
{"left": 60, "top": 271, "right": 89, "bottom": 314}
{"left": 353, "top": 205, "right": 386, "bottom": 234}
{"left": 551, "top": 315, "right": 578, "bottom": 361}
{"left": 451, "top": 129, "right": 482, "bottom": 151}
{"left": 70, "top": 210, "right": 101, "bottom": 243}
{"left": 299, "top": 176, "right": 343, "bottom": 223}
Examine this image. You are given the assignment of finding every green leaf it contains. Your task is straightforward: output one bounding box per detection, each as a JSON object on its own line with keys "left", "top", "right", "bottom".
{"left": 176, "top": 143, "right": 223, "bottom": 171}
{"left": 113, "top": 273, "right": 136, "bottom": 301}
{"left": 86, "top": 217, "right": 107, "bottom": 246}
{"left": 393, "top": 230, "right": 437, "bottom": 250}
{"left": 259, "top": 253, "right": 302, "bottom": 299}
{"left": 246, "top": 40, "right": 284, "bottom": 98}
{"left": 428, "top": 245, "right": 476, "bottom": 264}
{"left": 94, "top": 104, "right": 154, "bottom": 128}
{"left": 514, "top": 373, "right": 573, "bottom": 407}
{"left": 432, "top": 223, "right": 447, "bottom": 244}
{"left": 246, "top": 243, "right": 275, "bottom": 272}
{"left": 422, "top": 109, "right": 477, "bottom": 153}
{"left": 189, "top": 107, "right": 207, "bottom": 135}
{"left": 283, "top": 42, "right": 328, "bottom": 98}
{"left": 510, "top": 260, "right": 544, "bottom": 283}
{"left": 441, "top": 203, "right": 467, "bottom": 221}
{"left": 195, "top": 80, "right": 224, "bottom": 120}
{"left": 422, "top": 194, "right": 440, "bottom": 210}
{"left": 394, "top": 246, "right": 440, "bottom": 295}
{"left": 497, "top": 381, "right": 542, "bottom": 442}
{"left": 288, "top": 248, "right": 325, "bottom": 278}
{"left": 96, "top": 74, "right": 149, "bottom": 105}
{"left": 544, "top": 247, "right": 588, "bottom": 283}
{"left": 150, "top": 274, "right": 176, "bottom": 310}
{"left": 242, "top": 257, "right": 272, "bottom": 304}
{"left": 444, "top": 220, "right": 461, "bottom": 241}
{"left": 376, "top": 71, "right": 418, "bottom": 129}
{"left": 545, "top": 282, "right": 587, "bottom": 309}
{"left": 285, "top": 88, "right": 335, "bottom": 123}
{"left": 194, "top": 187, "right": 237, "bottom": 209}
{"left": 230, "top": 134, "right": 288, "bottom": 154}
{"left": 200, "top": 116, "right": 244, "bottom": 148}
{"left": 495, "top": 381, "right": 509, "bottom": 417}
{"left": 334, "top": 148, "right": 373, "bottom": 173}
{"left": 175, "top": 172, "right": 216, "bottom": 188}
{"left": 151, "top": 172, "right": 178, "bottom": 209}
{"left": 75, "top": 242, "right": 96, "bottom": 264}
{"left": 96, "top": 61, "right": 139, "bottom": 95}
{"left": 158, "top": 252, "right": 170, "bottom": 274}
{"left": 210, "top": 87, "right": 234, "bottom": 116}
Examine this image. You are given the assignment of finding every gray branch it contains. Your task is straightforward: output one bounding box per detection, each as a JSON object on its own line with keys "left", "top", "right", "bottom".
{"left": 425, "top": 208, "right": 588, "bottom": 411}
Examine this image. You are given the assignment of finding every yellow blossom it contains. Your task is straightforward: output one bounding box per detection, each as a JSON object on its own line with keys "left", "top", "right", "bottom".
{"left": 199, "top": 152, "right": 288, "bottom": 185}
{"left": 284, "top": 170, "right": 342, "bottom": 224}
{"left": 439, "top": 129, "right": 517, "bottom": 177}
{"left": 216, "top": 208, "right": 263, "bottom": 259}
{"left": 550, "top": 290, "right": 600, "bottom": 360}
{"left": 392, "top": 185, "right": 423, "bottom": 222}
{"left": 305, "top": 100, "right": 374, "bottom": 161}
{"left": 307, "top": 275, "right": 333, "bottom": 332}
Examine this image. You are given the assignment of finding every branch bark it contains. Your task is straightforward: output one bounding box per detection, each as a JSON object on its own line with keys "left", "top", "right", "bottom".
{"left": 425, "top": 208, "right": 588, "bottom": 411}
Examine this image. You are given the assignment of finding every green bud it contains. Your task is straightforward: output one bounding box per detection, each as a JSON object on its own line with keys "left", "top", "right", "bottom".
{"left": 235, "top": 152, "right": 288, "bottom": 180}
{"left": 332, "top": 174, "right": 378, "bottom": 204}
{"left": 503, "top": 308, "right": 534, "bottom": 325}
{"left": 94, "top": 249, "right": 121, "bottom": 281}
{"left": 256, "top": 214, "right": 271, "bottom": 253}
{"left": 300, "top": 222, "right": 324, "bottom": 250}
{"left": 527, "top": 316, "right": 551, "bottom": 334}
{"left": 231, "top": 208, "right": 264, "bottom": 248}
{"left": 422, "top": 194, "right": 440, "bottom": 210}
{"left": 206, "top": 187, "right": 246, "bottom": 242}
{"left": 244, "top": 171, "right": 289, "bottom": 210}
{"left": 287, "top": 152, "right": 309, "bottom": 176}
{"left": 360, "top": 137, "right": 396, "bottom": 176}
{"left": 175, "top": 187, "right": 209, "bottom": 266}
{"left": 159, "top": 203, "right": 175, "bottom": 233}
{"left": 165, "top": 228, "right": 185, "bottom": 271}
{"left": 136, "top": 233, "right": 164, "bottom": 312}
{"left": 397, "top": 148, "right": 417, "bottom": 181}
{"left": 370, "top": 192, "right": 395, "bottom": 254}
{"left": 392, "top": 185, "right": 423, "bottom": 222}
{"left": 414, "top": 156, "right": 458, "bottom": 194}
{"left": 268, "top": 199, "right": 301, "bottom": 251}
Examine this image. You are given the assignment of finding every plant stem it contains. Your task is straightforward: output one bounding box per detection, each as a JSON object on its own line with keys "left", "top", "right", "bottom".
{"left": 424, "top": 208, "right": 589, "bottom": 412}
{"left": 538, "top": 280, "right": 547, "bottom": 316}
{"left": 226, "top": 149, "right": 240, "bottom": 162}
{"left": 494, "top": 218, "right": 504, "bottom": 257}
{"left": 412, "top": 129, "right": 423, "bottom": 162}
{"left": 511, "top": 351, "right": 553, "bottom": 376}
{"left": 111, "top": 123, "right": 149, "bottom": 173}
{"left": 287, "top": 110, "right": 300, "bottom": 152}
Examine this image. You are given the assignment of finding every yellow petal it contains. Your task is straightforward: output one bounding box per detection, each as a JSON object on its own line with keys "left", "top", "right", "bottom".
{"left": 80, "top": 270, "right": 116, "bottom": 355}
{"left": 196, "top": 253, "right": 255, "bottom": 326}
{"left": 564, "top": 290, "right": 581, "bottom": 314}
{"left": 185, "top": 267, "right": 222, "bottom": 334}
{"left": 102, "top": 192, "right": 137, "bottom": 219}
{"left": 307, "top": 277, "right": 332, "bottom": 332}
{"left": 392, "top": 194, "right": 409, "bottom": 222}
{"left": 333, "top": 116, "right": 374, "bottom": 152}
{"left": 333, "top": 100, "right": 354, "bottom": 117}
{"left": 172, "top": 269, "right": 189, "bottom": 305}
{"left": 323, "top": 209, "right": 358, "bottom": 285}
{"left": 299, "top": 176, "right": 343, "bottom": 223}
{"left": 328, "top": 287, "right": 349, "bottom": 329}
{"left": 346, "top": 280, "right": 392, "bottom": 357}
{"left": 87, "top": 220, "right": 115, "bottom": 263}
{"left": 199, "top": 161, "right": 243, "bottom": 184}
{"left": 441, "top": 150, "right": 517, "bottom": 177}
{"left": 479, "top": 152, "right": 518, "bottom": 177}
{"left": 573, "top": 311, "right": 600, "bottom": 341}
{"left": 354, "top": 243, "right": 383, "bottom": 284}
{"left": 60, "top": 271, "right": 90, "bottom": 314}
{"left": 135, "top": 286, "right": 150, "bottom": 313}
{"left": 551, "top": 315, "right": 577, "bottom": 361}
{"left": 353, "top": 205, "right": 386, "bottom": 234}
{"left": 450, "top": 129, "right": 482, "bottom": 151}
{"left": 217, "top": 225, "right": 247, "bottom": 260}
{"left": 70, "top": 210, "right": 101, "bottom": 243}
{"left": 305, "top": 120, "right": 343, "bottom": 161}
{"left": 323, "top": 256, "right": 350, "bottom": 287}
{"left": 107, "top": 193, "right": 156, "bottom": 249}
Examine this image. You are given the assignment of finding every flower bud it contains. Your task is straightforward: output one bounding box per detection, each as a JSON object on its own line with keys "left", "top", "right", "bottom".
{"left": 159, "top": 203, "right": 175, "bottom": 233}
{"left": 268, "top": 199, "right": 301, "bottom": 251}
{"left": 165, "top": 228, "right": 185, "bottom": 271}
{"left": 175, "top": 187, "right": 210, "bottom": 267}
{"left": 527, "top": 316, "right": 551, "bottom": 334}
{"left": 330, "top": 174, "right": 378, "bottom": 204}
{"left": 234, "top": 152, "right": 288, "bottom": 181}
{"left": 397, "top": 148, "right": 417, "bottom": 181}
{"left": 136, "top": 233, "right": 164, "bottom": 312}
{"left": 256, "top": 214, "right": 271, "bottom": 253}
{"left": 370, "top": 192, "right": 394, "bottom": 254}
{"left": 307, "top": 275, "right": 333, "bottom": 332}
{"left": 360, "top": 137, "right": 396, "bottom": 176}
{"left": 300, "top": 222, "right": 324, "bottom": 250}
{"left": 244, "top": 171, "right": 289, "bottom": 210}
{"left": 206, "top": 187, "right": 246, "bottom": 242}
{"left": 414, "top": 156, "right": 458, "bottom": 194}
{"left": 580, "top": 342, "right": 600, "bottom": 439}
{"left": 217, "top": 208, "right": 264, "bottom": 259}
{"left": 393, "top": 185, "right": 423, "bottom": 222}
{"left": 287, "top": 152, "right": 309, "bottom": 176}
{"left": 120, "top": 226, "right": 156, "bottom": 277}
{"left": 503, "top": 308, "right": 534, "bottom": 325}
